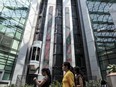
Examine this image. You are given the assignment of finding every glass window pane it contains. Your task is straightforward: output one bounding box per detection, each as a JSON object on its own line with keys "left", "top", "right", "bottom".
{"left": 2, "top": 73, "right": 10, "bottom": 80}
{"left": 5, "top": 66, "right": 12, "bottom": 71}
{"left": 12, "top": 40, "right": 19, "bottom": 50}
{"left": 20, "top": 18, "right": 25, "bottom": 24}
{"left": 9, "top": 55, "right": 15, "bottom": 59}
{"left": 7, "top": 60, "right": 13, "bottom": 64}
{"left": 10, "top": 50, "right": 17, "bottom": 54}
{"left": 100, "top": 61, "right": 109, "bottom": 70}
{"left": 0, "top": 65, "right": 5, "bottom": 69}
{"left": 0, "top": 5, "right": 4, "bottom": 12}
{"left": 15, "top": 31, "right": 21, "bottom": 39}
{"left": 5, "top": 28, "right": 15, "bottom": 37}
{"left": 0, "top": 59, "right": 6, "bottom": 63}
{"left": 1, "top": 36, "right": 13, "bottom": 48}
{"left": 0, "top": 27, "right": 6, "bottom": 33}
{"left": 109, "top": 59, "right": 116, "bottom": 64}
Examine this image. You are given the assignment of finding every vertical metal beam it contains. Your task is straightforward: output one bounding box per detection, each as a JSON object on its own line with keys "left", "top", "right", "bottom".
{"left": 63, "top": 0, "right": 66, "bottom": 63}
{"left": 78, "top": 0, "right": 101, "bottom": 79}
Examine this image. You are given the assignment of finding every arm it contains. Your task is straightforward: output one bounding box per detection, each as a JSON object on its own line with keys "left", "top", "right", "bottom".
{"left": 77, "top": 76, "right": 83, "bottom": 87}
{"left": 34, "top": 77, "right": 48, "bottom": 87}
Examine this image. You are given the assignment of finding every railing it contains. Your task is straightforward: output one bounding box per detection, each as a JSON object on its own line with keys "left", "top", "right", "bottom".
{"left": 16, "top": 75, "right": 26, "bottom": 87}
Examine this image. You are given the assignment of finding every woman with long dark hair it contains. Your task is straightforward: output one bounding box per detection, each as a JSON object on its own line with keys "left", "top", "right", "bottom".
{"left": 62, "top": 62, "right": 75, "bottom": 87}
{"left": 33, "top": 68, "right": 51, "bottom": 87}
{"left": 74, "top": 66, "right": 85, "bottom": 87}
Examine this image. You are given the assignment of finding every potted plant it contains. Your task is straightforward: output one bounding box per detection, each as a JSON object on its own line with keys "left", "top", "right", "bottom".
{"left": 107, "top": 64, "right": 116, "bottom": 74}
{"left": 107, "top": 64, "right": 116, "bottom": 87}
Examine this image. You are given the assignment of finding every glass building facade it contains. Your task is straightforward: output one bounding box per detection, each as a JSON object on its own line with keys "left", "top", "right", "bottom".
{"left": 87, "top": 0, "right": 116, "bottom": 79}
{"left": 0, "top": 0, "right": 30, "bottom": 80}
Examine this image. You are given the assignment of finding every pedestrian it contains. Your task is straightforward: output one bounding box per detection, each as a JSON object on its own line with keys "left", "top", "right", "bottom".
{"left": 74, "top": 66, "right": 85, "bottom": 87}
{"left": 33, "top": 68, "right": 51, "bottom": 87}
{"left": 62, "top": 62, "right": 75, "bottom": 87}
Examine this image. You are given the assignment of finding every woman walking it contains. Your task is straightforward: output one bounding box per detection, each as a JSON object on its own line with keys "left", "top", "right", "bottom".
{"left": 62, "top": 62, "right": 75, "bottom": 87}
{"left": 74, "top": 66, "right": 85, "bottom": 87}
{"left": 33, "top": 68, "right": 51, "bottom": 87}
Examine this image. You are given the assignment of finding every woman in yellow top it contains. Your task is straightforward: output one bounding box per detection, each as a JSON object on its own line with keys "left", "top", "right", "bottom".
{"left": 62, "top": 62, "right": 75, "bottom": 87}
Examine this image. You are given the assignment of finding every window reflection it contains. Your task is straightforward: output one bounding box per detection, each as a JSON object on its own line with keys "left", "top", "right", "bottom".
{"left": 87, "top": 0, "right": 116, "bottom": 79}
{"left": 0, "top": 0, "right": 30, "bottom": 80}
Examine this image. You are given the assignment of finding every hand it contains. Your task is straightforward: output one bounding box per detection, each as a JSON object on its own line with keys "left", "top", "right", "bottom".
{"left": 33, "top": 77, "right": 36, "bottom": 81}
